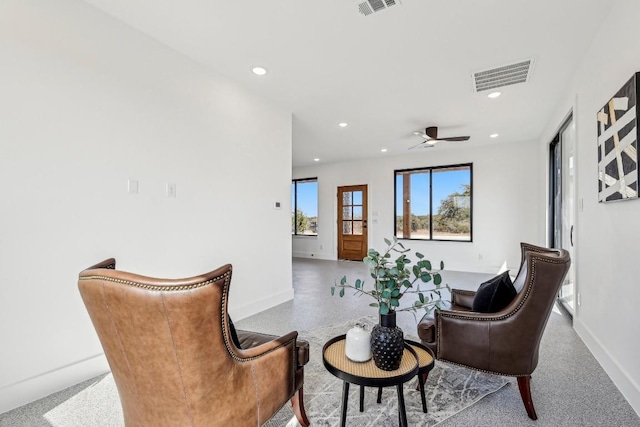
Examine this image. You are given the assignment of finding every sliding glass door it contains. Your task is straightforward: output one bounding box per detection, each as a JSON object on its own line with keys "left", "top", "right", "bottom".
{"left": 549, "top": 115, "right": 576, "bottom": 316}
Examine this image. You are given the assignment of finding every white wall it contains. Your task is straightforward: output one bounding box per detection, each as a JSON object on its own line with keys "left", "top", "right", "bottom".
{"left": 293, "top": 139, "right": 542, "bottom": 274}
{"left": 0, "top": 0, "right": 293, "bottom": 413}
{"left": 538, "top": 0, "right": 640, "bottom": 415}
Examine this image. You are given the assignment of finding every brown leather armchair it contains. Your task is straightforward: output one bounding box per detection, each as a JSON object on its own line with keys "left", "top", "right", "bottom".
{"left": 78, "top": 259, "right": 310, "bottom": 427}
{"left": 417, "top": 243, "right": 570, "bottom": 420}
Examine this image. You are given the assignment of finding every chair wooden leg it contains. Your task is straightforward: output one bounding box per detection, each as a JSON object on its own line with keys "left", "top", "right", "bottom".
{"left": 291, "top": 386, "right": 310, "bottom": 427}
{"left": 517, "top": 376, "right": 538, "bottom": 420}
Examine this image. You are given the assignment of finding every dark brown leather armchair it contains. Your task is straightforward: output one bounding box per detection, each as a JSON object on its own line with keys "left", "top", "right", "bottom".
{"left": 78, "top": 259, "right": 310, "bottom": 427}
{"left": 417, "top": 243, "right": 570, "bottom": 420}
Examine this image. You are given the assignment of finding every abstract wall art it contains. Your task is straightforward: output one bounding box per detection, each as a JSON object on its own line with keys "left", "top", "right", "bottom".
{"left": 597, "top": 73, "right": 639, "bottom": 202}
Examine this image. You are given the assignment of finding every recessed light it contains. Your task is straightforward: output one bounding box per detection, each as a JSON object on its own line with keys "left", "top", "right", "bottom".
{"left": 490, "top": 133, "right": 499, "bottom": 138}
{"left": 487, "top": 91, "right": 501, "bottom": 99}
{"left": 313, "top": 158, "right": 320, "bottom": 162}
{"left": 380, "top": 148, "right": 388, "bottom": 153}
{"left": 252, "top": 67, "right": 267, "bottom": 76}
{"left": 338, "top": 122, "right": 348, "bottom": 128}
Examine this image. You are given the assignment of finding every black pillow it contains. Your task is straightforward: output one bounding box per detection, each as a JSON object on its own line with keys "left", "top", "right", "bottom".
{"left": 472, "top": 271, "right": 517, "bottom": 313}
{"left": 228, "top": 317, "right": 242, "bottom": 349}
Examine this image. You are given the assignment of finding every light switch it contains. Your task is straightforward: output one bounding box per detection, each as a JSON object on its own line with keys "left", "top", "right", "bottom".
{"left": 167, "top": 183, "right": 177, "bottom": 198}
{"left": 128, "top": 179, "right": 138, "bottom": 195}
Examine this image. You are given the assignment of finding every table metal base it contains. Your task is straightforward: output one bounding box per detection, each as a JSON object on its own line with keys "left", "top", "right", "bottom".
{"left": 340, "top": 381, "right": 408, "bottom": 427}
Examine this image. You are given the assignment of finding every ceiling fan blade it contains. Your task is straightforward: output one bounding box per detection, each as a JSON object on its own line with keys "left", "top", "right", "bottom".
{"left": 412, "top": 126, "right": 469, "bottom": 146}
{"left": 409, "top": 140, "right": 438, "bottom": 150}
{"left": 413, "top": 131, "right": 428, "bottom": 139}
{"left": 438, "top": 136, "right": 470, "bottom": 142}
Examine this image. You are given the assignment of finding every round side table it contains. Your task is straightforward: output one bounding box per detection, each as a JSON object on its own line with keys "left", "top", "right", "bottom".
{"left": 322, "top": 334, "right": 419, "bottom": 427}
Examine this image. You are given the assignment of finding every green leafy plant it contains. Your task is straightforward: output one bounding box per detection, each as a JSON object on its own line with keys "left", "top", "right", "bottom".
{"left": 331, "top": 237, "right": 450, "bottom": 316}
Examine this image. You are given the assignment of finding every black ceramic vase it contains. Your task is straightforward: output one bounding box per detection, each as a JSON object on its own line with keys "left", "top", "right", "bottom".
{"left": 370, "top": 311, "right": 404, "bottom": 371}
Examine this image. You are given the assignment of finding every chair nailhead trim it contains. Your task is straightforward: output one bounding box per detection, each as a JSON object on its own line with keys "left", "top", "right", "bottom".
{"left": 79, "top": 271, "right": 231, "bottom": 292}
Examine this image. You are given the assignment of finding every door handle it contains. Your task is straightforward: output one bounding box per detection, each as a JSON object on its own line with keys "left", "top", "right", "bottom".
{"left": 570, "top": 225, "right": 574, "bottom": 247}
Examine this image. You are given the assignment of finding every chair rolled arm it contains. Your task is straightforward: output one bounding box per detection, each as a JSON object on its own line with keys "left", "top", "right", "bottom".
{"left": 235, "top": 330, "right": 299, "bottom": 360}
{"left": 451, "top": 289, "right": 476, "bottom": 309}
{"left": 295, "top": 339, "right": 310, "bottom": 367}
{"left": 417, "top": 317, "right": 436, "bottom": 344}
{"left": 237, "top": 330, "right": 309, "bottom": 367}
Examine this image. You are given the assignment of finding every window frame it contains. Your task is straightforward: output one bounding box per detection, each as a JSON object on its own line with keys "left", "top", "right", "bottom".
{"left": 291, "top": 177, "right": 318, "bottom": 236}
{"left": 393, "top": 163, "right": 473, "bottom": 242}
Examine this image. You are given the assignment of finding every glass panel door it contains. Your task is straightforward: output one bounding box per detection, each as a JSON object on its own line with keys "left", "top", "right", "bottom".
{"left": 337, "top": 185, "right": 368, "bottom": 260}
{"left": 341, "top": 190, "right": 365, "bottom": 235}
{"left": 550, "top": 115, "right": 576, "bottom": 316}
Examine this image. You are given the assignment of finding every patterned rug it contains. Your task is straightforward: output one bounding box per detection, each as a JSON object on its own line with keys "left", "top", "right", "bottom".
{"left": 266, "top": 316, "right": 509, "bottom": 427}
{"left": 41, "top": 317, "right": 508, "bottom": 427}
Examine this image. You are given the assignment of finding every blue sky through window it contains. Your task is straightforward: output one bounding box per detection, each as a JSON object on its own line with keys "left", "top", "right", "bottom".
{"left": 294, "top": 181, "right": 318, "bottom": 216}
{"left": 396, "top": 169, "right": 470, "bottom": 215}
{"left": 293, "top": 169, "right": 468, "bottom": 219}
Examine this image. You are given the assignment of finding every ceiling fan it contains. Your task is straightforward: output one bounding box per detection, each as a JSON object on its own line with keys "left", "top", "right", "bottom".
{"left": 410, "top": 126, "right": 470, "bottom": 149}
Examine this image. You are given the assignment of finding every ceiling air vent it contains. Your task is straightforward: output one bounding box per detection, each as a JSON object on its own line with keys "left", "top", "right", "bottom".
{"left": 358, "top": 0, "right": 400, "bottom": 16}
{"left": 472, "top": 59, "right": 534, "bottom": 92}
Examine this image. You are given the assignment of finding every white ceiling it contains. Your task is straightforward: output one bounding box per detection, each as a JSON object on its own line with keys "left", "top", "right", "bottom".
{"left": 82, "top": 0, "right": 613, "bottom": 167}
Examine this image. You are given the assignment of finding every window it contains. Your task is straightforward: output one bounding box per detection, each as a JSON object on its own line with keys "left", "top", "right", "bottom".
{"left": 394, "top": 164, "right": 472, "bottom": 241}
{"left": 291, "top": 178, "right": 318, "bottom": 236}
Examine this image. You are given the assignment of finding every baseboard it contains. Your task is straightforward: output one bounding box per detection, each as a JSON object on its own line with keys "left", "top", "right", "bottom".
{"left": 574, "top": 317, "right": 640, "bottom": 416}
{"left": 229, "top": 287, "right": 294, "bottom": 321}
{"left": 292, "top": 251, "right": 334, "bottom": 260}
{"left": 0, "top": 353, "right": 109, "bottom": 414}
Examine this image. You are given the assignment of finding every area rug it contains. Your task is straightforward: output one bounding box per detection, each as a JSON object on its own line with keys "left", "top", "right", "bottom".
{"left": 41, "top": 317, "right": 508, "bottom": 427}
{"left": 265, "top": 316, "right": 509, "bottom": 427}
